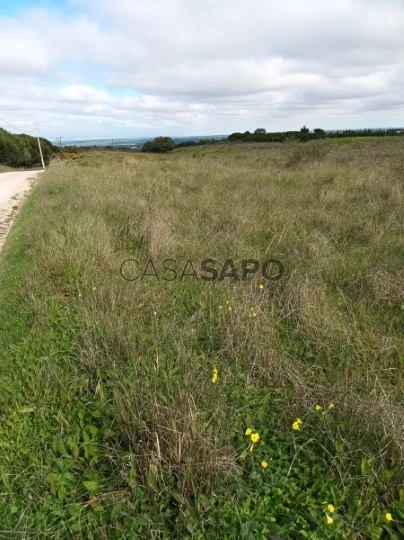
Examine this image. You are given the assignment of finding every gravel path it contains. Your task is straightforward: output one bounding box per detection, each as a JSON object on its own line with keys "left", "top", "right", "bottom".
{"left": 0, "top": 170, "right": 43, "bottom": 253}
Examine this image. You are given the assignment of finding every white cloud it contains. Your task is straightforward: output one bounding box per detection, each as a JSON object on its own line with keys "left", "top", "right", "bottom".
{"left": 59, "top": 85, "right": 114, "bottom": 104}
{"left": 1, "top": 0, "right": 404, "bottom": 138}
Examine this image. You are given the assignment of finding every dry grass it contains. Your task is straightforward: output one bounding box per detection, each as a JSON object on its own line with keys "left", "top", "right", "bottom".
{"left": 0, "top": 139, "right": 403, "bottom": 535}
{"left": 40, "top": 141, "right": 404, "bottom": 461}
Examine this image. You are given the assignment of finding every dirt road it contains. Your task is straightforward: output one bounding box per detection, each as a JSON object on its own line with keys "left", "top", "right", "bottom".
{"left": 0, "top": 170, "right": 43, "bottom": 252}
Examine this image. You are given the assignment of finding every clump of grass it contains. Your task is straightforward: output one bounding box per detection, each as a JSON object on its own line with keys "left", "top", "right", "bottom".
{"left": 285, "top": 139, "right": 333, "bottom": 167}
{"left": 0, "top": 139, "right": 403, "bottom": 536}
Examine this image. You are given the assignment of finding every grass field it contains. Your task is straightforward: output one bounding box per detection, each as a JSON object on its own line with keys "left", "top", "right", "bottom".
{"left": 0, "top": 138, "right": 403, "bottom": 538}
{"left": 0, "top": 165, "right": 15, "bottom": 173}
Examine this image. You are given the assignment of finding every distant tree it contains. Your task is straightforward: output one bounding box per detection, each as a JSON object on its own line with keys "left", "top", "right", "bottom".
{"left": 142, "top": 136, "right": 175, "bottom": 153}
{"left": 0, "top": 128, "right": 54, "bottom": 167}
{"left": 299, "top": 125, "right": 310, "bottom": 141}
{"left": 313, "top": 128, "right": 326, "bottom": 139}
{"left": 244, "top": 131, "right": 251, "bottom": 136}
{"left": 228, "top": 132, "right": 245, "bottom": 141}
{"left": 254, "top": 128, "right": 266, "bottom": 134}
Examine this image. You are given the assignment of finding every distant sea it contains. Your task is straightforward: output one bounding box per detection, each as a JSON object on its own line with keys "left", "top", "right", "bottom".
{"left": 56, "top": 135, "right": 228, "bottom": 149}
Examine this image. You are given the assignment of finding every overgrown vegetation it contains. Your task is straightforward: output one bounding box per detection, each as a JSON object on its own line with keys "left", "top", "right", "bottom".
{"left": 0, "top": 139, "right": 403, "bottom": 538}
{"left": 0, "top": 128, "right": 54, "bottom": 168}
{"left": 228, "top": 126, "right": 404, "bottom": 143}
{"left": 142, "top": 136, "right": 176, "bottom": 153}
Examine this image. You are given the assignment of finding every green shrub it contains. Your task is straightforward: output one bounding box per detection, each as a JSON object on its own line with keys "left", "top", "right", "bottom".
{"left": 142, "top": 136, "right": 176, "bottom": 153}
{"left": 0, "top": 128, "right": 54, "bottom": 168}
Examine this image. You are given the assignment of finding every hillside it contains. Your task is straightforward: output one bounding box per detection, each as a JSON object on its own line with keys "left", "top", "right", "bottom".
{"left": 0, "top": 139, "right": 403, "bottom": 537}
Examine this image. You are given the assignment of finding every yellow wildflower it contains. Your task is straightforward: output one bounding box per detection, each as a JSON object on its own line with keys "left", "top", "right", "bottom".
{"left": 292, "top": 418, "right": 303, "bottom": 431}
{"left": 326, "top": 515, "right": 334, "bottom": 525}
{"left": 152, "top": 311, "right": 157, "bottom": 316}
{"left": 327, "top": 504, "right": 335, "bottom": 514}
{"left": 385, "top": 512, "right": 393, "bottom": 522}
{"left": 328, "top": 403, "right": 335, "bottom": 409}
{"left": 211, "top": 367, "right": 218, "bottom": 383}
{"left": 261, "top": 460, "right": 269, "bottom": 469}
{"left": 315, "top": 404, "right": 322, "bottom": 412}
{"left": 259, "top": 284, "right": 264, "bottom": 290}
{"left": 245, "top": 428, "right": 253, "bottom": 436}
{"left": 250, "top": 432, "right": 260, "bottom": 443}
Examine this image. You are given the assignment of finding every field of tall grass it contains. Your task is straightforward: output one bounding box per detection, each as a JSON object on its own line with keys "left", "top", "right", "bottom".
{"left": 0, "top": 138, "right": 403, "bottom": 538}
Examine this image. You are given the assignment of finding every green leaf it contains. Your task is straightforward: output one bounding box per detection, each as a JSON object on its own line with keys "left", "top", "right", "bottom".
{"left": 83, "top": 480, "right": 99, "bottom": 493}
{"left": 17, "top": 407, "right": 35, "bottom": 414}
{"left": 361, "top": 458, "right": 371, "bottom": 476}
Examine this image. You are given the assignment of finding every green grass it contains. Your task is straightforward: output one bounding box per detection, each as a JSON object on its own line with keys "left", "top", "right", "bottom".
{"left": 0, "top": 164, "right": 15, "bottom": 172}
{"left": 0, "top": 139, "right": 403, "bottom": 538}
{"left": 0, "top": 164, "right": 44, "bottom": 173}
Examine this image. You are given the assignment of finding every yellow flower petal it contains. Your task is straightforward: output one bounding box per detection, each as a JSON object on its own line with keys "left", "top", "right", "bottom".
{"left": 292, "top": 418, "right": 303, "bottom": 430}
{"left": 385, "top": 512, "right": 393, "bottom": 522}
{"left": 326, "top": 515, "right": 334, "bottom": 525}
{"left": 250, "top": 432, "right": 260, "bottom": 443}
{"left": 245, "top": 428, "right": 253, "bottom": 436}
{"left": 315, "top": 404, "right": 322, "bottom": 412}
{"left": 211, "top": 367, "right": 218, "bottom": 383}
{"left": 261, "top": 460, "right": 269, "bottom": 469}
{"left": 327, "top": 504, "right": 335, "bottom": 514}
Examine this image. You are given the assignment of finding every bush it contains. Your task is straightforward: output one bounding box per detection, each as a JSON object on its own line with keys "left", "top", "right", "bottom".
{"left": 0, "top": 128, "right": 54, "bottom": 168}
{"left": 142, "top": 137, "right": 175, "bottom": 153}
{"left": 175, "top": 141, "right": 197, "bottom": 148}
{"left": 228, "top": 132, "right": 245, "bottom": 141}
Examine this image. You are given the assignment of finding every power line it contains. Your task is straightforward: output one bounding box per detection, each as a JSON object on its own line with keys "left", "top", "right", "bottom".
{"left": 0, "top": 113, "right": 37, "bottom": 136}
{"left": 0, "top": 114, "right": 22, "bottom": 132}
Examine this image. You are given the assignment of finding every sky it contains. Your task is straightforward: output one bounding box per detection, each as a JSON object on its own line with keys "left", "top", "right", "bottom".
{"left": 1, "top": 0, "right": 404, "bottom": 141}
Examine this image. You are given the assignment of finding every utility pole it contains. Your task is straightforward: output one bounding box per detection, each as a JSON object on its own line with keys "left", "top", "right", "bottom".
{"left": 36, "top": 128, "right": 45, "bottom": 169}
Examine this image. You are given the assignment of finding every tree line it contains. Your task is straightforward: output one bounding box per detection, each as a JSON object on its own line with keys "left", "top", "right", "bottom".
{"left": 228, "top": 126, "right": 404, "bottom": 143}
{"left": 0, "top": 128, "right": 54, "bottom": 168}
{"left": 141, "top": 127, "right": 404, "bottom": 153}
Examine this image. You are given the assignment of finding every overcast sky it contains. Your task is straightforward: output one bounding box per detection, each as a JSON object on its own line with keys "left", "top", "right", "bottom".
{"left": 1, "top": 0, "right": 404, "bottom": 141}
